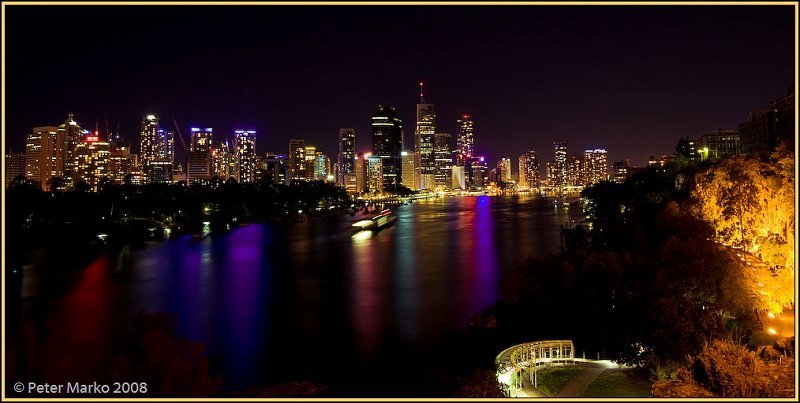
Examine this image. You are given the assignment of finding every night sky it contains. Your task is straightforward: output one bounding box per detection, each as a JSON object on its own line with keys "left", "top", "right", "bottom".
{"left": 4, "top": 4, "right": 795, "bottom": 167}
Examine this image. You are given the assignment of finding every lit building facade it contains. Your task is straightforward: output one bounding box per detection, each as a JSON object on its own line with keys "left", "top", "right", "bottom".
{"left": 73, "top": 135, "right": 111, "bottom": 192}
{"left": 109, "top": 145, "right": 131, "bottom": 185}
{"left": 415, "top": 83, "right": 436, "bottom": 190}
{"left": 211, "top": 140, "right": 233, "bottom": 179}
{"left": 497, "top": 157, "right": 512, "bottom": 183}
{"left": 372, "top": 106, "right": 403, "bottom": 192}
{"left": 289, "top": 139, "right": 306, "bottom": 180}
{"left": 401, "top": 151, "right": 418, "bottom": 190}
{"left": 314, "top": 152, "right": 330, "bottom": 181}
{"left": 553, "top": 142, "right": 567, "bottom": 187}
{"left": 456, "top": 115, "right": 474, "bottom": 166}
{"left": 566, "top": 155, "right": 583, "bottom": 186}
{"left": 338, "top": 128, "right": 356, "bottom": 191}
{"left": 235, "top": 130, "right": 257, "bottom": 182}
{"left": 5, "top": 151, "right": 26, "bottom": 187}
{"left": 139, "top": 114, "right": 160, "bottom": 182}
{"left": 25, "top": 126, "right": 60, "bottom": 190}
{"left": 583, "top": 148, "right": 608, "bottom": 185}
{"left": 518, "top": 148, "right": 540, "bottom": 188}
{"left": 434, "top": 132, "right": 452, "bottom": 189}
{"left": 700, "top": 129, "right": 740, "bottom": 160}
{"left": 355, "top": 153, "right": 368, "bottom": 193}
{"left": 468, "top": 156, "right": 487, "bottom": 190}
{"left": 611, "top": 159, "right": 630, "bottom": 184}
{"left": 57, "top": 114, "right": 84, "bottom": 188}
{"left": 150, "top": 159, "right": 172, "bottom": 184}
{"left": 262, "top": 153, "right": 289, "bottom": 185}
{"left": 366, "top": 155, "right": 383, "bottom": 194}
{"left": 304, "top": 146, "right": 317, "bottom": 181}
{"left": 187, "top": 127, "right": 213, "bottom": 185}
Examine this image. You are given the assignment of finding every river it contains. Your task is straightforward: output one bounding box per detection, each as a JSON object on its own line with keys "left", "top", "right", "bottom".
{"left": 7, "top": 194, "right": 585, "bottom": 397}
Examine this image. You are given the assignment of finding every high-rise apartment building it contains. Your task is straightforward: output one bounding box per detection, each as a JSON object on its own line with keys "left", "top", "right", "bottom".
{"left": 372, "top": 106, "right": 403, "bottom": 192}
{"left": 235, "top": 130, "right": 257, "bottom": 183}
{"left": 583, "top": 148, "right": 608, "bottom": 185}
{"left": 518, "top": 148, "right": 540, "bottom": 189}
{"left": 414, "top": 83, "right": 436, "bottom": 190}
{"left": 366, "top": 155, "right": 383, "bottom": 194}
{"left": 289, "top": 139, "right": 306, "bottom": 180}
{"left": 401, "top": 151, "right": 417, "bottom": 190}
{"left": 553, "top": 142, "right": 567, "bottom": 187}
{"left": 58, "top": 114, "right": 84, "bottom": 188}
{"left": 139, "top": 115, "right": 160, "bottom": 182}
{"left": 566, "top": 155, "right": 583, "bottom": 186}
{"left": 497, "top": 157, "right": 512, "bottom": 183}
{"left": 187, "top": 127, "right": 213, "bottom": 185}
{"left": 434, "top": 132, "right": 452, "bottom": 189}
{"left": 109, "top": 145, "right": 131, "bottom": 185}
{"left": 304, "top": 146, "right": 317, "bottom": 181}
{"left": 5, "top": 151, "right": 26, "bottom": 187}
{"left": 456, "top": 115, "right": 474, "bottom": 166}
{"left": 73, "top": 135, "right": 111, "bottom": 192}
{"left": 338, "top": 128, "right": 356, "bottom": 190}
{"left": 211, "top": 140, "right": 233, "bottom": 179}
{"left": 25, "top": 126, "right": 60, "bottom": 190}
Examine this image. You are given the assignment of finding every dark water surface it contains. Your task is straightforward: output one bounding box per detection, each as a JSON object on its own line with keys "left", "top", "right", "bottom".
{"left": 9, "top": 194, "right": 584, "bottom": 396}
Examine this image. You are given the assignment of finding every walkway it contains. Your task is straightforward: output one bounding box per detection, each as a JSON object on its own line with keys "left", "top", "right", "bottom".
{"left": 511, "top": 359, "right": 621, "bottom": 398}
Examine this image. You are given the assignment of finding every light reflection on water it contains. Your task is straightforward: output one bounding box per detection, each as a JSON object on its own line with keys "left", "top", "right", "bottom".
{"left": 11, "top": 194, "right": 583, "bottom": 395}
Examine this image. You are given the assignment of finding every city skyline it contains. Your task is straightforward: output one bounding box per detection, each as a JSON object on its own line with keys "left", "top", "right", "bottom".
{"left": 4, "top": 4, "right": 794, "bottom": 167}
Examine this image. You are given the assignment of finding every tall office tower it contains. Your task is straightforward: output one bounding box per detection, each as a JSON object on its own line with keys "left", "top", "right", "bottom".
{"left": 355, "top": 153, "right": 368, "bottom": 193}
{"left": 25, "top": 126, "right": 60, "bottom": 191}
{"left": 288, "top": 139, "right": 306, "bottom": 180}
{"left": 456, "top": 114, "right": 475, "bottom": 166}
{"left": 139, "top": 114, "right": 160, "bottom": 182}
{"left": 338, "top": 128, "right": 356, "bottom": 190}
{"left": 567, "top": 155, "right": 583, "bottom": 186}
{"left": 58, "top": 114, "right": 84, "bottom": 188}
{"left": 545, "top": 161, "right": 556, "bottom": 186}
{"left": 211, "top": 140, "right": 233, "bottom": 179}
{"left": 553, "top": 142, "right": 568, "bottom": 187}
{"left": 468, "top": 156, "right": 487, "bottom": 190}
{"left": 5, "top": 151, "right": 26, "bottom": 187}
{"left": 158, "top": 128, "right": 175, "bottom": 163}
{"left": 109, "top": 145, "right": 131, "bottom": 185}
{"left": 611, "top": 159, "right": 630, "bottom": 184}
{"left": 497, "top": 157, "right": 512, "bottom": 182}
{"left": 401, "top": 151, "right": 418, "bottom": 190}
{"left": 414, "top": 83, "right": 436, "bottom": 190}
{"left": 234, "top": 130, "right": 257, "bottom": 183}
{"left": 583, "top": 148, "right": 608, "bottom": 185}
{"left": 72, "top": 134, "right": 111, "bottom": 192}
{"left": 314, "top": 152, "right": 330, "bottom": 181}
{"left": 150, "top": 159, "right": 173, "bottom": 184}
{"left": 434, "top": 132, "right": 452, "bottom": 189}
{"left": 187, "top": 127, "right": 213, "bottom": 185}
{"left": 518, "top": 148, "right": 540, "bottom": 189}
{"left": 303, "top": 146, "right": 317, "bottom": 181}
{"left": 366, "top": 155, "right": 383, "bottom": 194}
{"left": 372, "top": 105, "right": 403, "bottom": 192}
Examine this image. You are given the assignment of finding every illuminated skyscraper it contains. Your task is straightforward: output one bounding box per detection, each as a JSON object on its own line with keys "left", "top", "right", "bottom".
{"left": 304, "top": 146, "right": 317, "bottom": 181}
{"left": 211, "top": 140, "right": 233, "bottom": 179}
{"left": 518, "top": 148, "right": 540, "bottom": 188}
{"left": 139, "top": 114, "right": 160, "bottom": 182}
{"left": 158, "top": 128, "right": 175, "bottom": 164}
{"left": 187, "top": 127, "right": 213, "bottom": 185}
{"left": 611, "top": 159, "right": 630, "bottom": 184}
{"left": 57, "top": 114, "right": 83, "bottom": 188}
{"left": 401, "top": 151, "right": 417, "bottom": 190}
{"left": 456, "top": 114, "right": 474, "bottom": 166}
{"left": 355, "top": 153, "right": 369, "bottom": 193}
{"left": 25, "top": 126, "right": 60, "bottom": 191}
{"left": 497, "top": 157, "right": 512, "bottom": 182}
{"left": 314, "top": 152, "right": 330, "bottom": 181}
{"left": 434, "top": 132, "right": 452, "bottom": 189}
{"left": 366, "top": 155, "right": 383, "bottom": 194}
{"left": 235, "top": 130, "right": 257, "bottom": 182}
{"left": 468, "top": 156, "right": 487, "bottom": 190}
{"left": 289, "top": 139, "right": 306, "bottom": 180}
{"left": 73, "top": 134, "right": 111, "bottom": 192}
{"left": 372, "top": 105, "right": 403, "bottom": 192}
{"left": 567, "top": 155, "right": 583, "bottom": 186}
{"left": 338, "top": 128, "right": 356, "bottom": 190}
{"left": 553, "top": 142, "right": 568, "bottom": 187}
{"left": 414, "top": 83, "right": 436, "bottom": 190}
{"left": 583, "top": 148, "right": 608, "bottom": 185}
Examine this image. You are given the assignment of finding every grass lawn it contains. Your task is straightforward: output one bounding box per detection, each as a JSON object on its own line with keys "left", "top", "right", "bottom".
{"left": 578, "top": 367, "right": 652, "bottom": 397}
{"left": 535, "top": 366, "right": 586, "bottom": 397}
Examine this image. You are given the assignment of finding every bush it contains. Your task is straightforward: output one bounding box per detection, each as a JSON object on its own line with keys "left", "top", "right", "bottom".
{"left": 692, "top": 340, "right": 773, "bottom": 397}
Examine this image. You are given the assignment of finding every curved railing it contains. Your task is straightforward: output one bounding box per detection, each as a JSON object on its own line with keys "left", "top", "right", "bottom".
{"left": 495, "top": 340, "right": 576, "bottom": 394}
